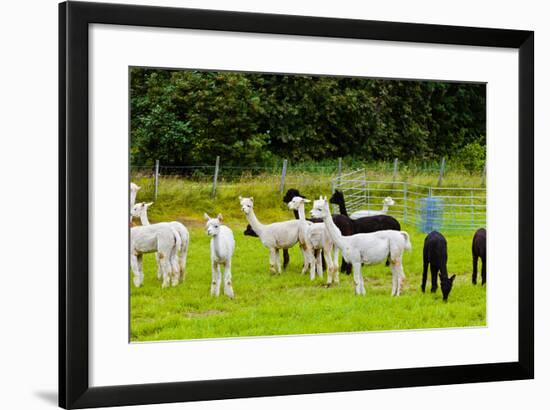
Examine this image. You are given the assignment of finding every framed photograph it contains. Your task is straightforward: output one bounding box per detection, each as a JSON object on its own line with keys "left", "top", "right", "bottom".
{"left": 59, "top": 1, "right": 534, "bottom": 408}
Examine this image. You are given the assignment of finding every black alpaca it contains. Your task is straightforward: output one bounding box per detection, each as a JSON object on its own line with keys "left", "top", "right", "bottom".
{"left": 329, "top": 190, "right": 401, "bottom": 271}
{"left": 422, "top": 231, "right": 456, "bottom": 301}
{"left": 244, "top": 224, "right": 290, "bottom": 269}
{"left": 472, "top": 228, "right": 486, "bottom": 285}
{"left": 283, "top": 188, "right": 354, "bottom": 273}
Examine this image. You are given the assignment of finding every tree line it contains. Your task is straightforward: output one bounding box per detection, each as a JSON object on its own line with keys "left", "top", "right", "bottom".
{"left": 130, "top": 68, "right": 486, "bottom": 168}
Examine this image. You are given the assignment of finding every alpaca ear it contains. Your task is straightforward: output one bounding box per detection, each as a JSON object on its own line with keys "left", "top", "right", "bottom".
{"left": 304, "top": 199, "right": 311, "bottom": 203}
{"left": 238, "top": 196, "right": 242, "bottom": 201}
{"left": 217, "top": 213, "right": 223, "bottom": 221}
{"left": 450, "top": 274, "right": 456, "bottom": 282}
{"left": 204, "top": 213, "right": 210, "bottom": 220}
{"left": 250, "top": 197, "right": 254, "bottom": 202}
{"left": 145, "top": 202, "right": 153, "bottom": 207}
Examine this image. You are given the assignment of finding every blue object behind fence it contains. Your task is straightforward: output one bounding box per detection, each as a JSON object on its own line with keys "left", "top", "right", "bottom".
{"left": 418, "top": 197, "right": 443, "bottom": 233}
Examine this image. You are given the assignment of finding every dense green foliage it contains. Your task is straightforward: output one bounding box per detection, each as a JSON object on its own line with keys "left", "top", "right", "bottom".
{"left": 130, "top": 68, "right": 486, "bottom": 166}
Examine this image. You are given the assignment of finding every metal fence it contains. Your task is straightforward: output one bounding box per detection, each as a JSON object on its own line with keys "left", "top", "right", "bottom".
{"left": 333, "top": 169, "right": 486, "bottom": 231}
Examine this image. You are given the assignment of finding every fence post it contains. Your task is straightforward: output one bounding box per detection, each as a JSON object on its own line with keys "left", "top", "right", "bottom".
{"left": 403, "top": 182, "right": 408, "bottom": 224}
{"left": 211, "top": 156, "right": 220, "bottom": 198}
{"left": 393, "top": 158, "right": 398, "bottom": 181}
{"left": 154, "top": 160, "right": 160, "bottom": 200}
{"left": 279, "top": 159, "right": 288, "bottom": 194}
{"left": 437, "top": 157, "right": 446, "bottom": 186}
{"left": 337, "top": 157, "right": 342, "bottom": 184}
{"left": 481, "top": 163, "right": 486, "bottom": 187}
{"left": 471, "top": 190, "right": 474, "bottom": 226}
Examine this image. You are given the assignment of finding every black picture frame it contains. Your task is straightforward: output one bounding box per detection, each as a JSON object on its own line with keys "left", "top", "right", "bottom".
{"left": 59, "top": 1, "right": 534, "bottom": 408}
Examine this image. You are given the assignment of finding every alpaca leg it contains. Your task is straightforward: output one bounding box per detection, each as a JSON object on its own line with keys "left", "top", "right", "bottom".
{"left": 275, "top": 249, "right": 282, "bottom": 274}
{"left": 333, "top": 247, "right": 340, "bottom": 274}
{"left": 352, "top": 262, "right": 365, "bottom": 295}
{"left": 421, "top": 259, "right": 429, "bottom": 293}
{"left": 210, "top": 260, "right": 218, "bottom": 296}
{"left": 283, "top": 249, "right": 290, "bottom": 270}
{"left": 391, "top": 260, "right": 405, "bottom": 296}
{"left": 308, "top": 249, "right": 317, "bottom": 281}
{"left": 481, "top": 256, "right": 486, "bottom": 285}
{"left": 269, "top": 248, "right": 278, "bottom": 274}
{"left": 300, "top": 246, "right": 309, "bottom": 274}
{"left": 316, "top": 250, "right": 323, "bottom": 279}
{"left": 130, "top": 253, "right": 144, "bottom": 287}
{"left": 170, "top": 247, "right": 180, "bottom": 287}
{"left": 472, "top": 254, "right": 478, "bottom": 284}
{"left": 430, "top": 263, "right": 438, "bottom": 293}
{"left": 324, "top": 246, "right": 336, "bottom": 285}
{"left": 391, "top": 264, "right": 398, "bottom": 296}
{"left": 210, "top": 261, "right": 222, "bottom": 297}
{"left": 223, "top": 260, "right": 235, "bottom": 299}
{"left": 158, "top": 251, "right": 171, "bottom": 288}
{"left": 155, "top": 252, "right": 162, "bottom": 280}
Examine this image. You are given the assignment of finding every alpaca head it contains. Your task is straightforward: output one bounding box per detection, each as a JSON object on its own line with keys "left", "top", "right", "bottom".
{"left": 439, "top": 274, "right": 456, "bottom": 301}
{"left": 383, "top": 197, "right": 395, "bottom": 207}
{"left": 243, "top": 224, "right": 258, "bottom": 237}
{"left": 131, "top": 202, "right": 153, "bottom": 219}
{"left": 310, "top": 196, "right": 329, "bottom": 219}
{"left": 287, "top": 196, "right": 310, "bottom": 211}
{"left": 239, "top": 196, "right": 254, "bottom": 215}
{"left": 204, "top": 213, "right": 223, "bottom": 237}
{"left": 283, "top": 188, "right": 304, "bottom": 204}
{"left": 329, "top": 190, "right": 344, "bottom": 205}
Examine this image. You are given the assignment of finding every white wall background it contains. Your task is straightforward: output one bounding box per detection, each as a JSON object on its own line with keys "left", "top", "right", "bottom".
{"left": 0, "top": 0, "right": 544, "bottom": 409}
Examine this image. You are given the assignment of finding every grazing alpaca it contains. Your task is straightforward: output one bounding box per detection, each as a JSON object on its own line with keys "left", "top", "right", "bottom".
{"left": 422, "top": 231, "right": 456, "bottom": 301}
{"left": 287, "top": 196, "right": 336, "bottom": 282}
{"left": 130, "top": 223, "right": 181, "bottom": 288}
{"left": 243, "top": 224, "right": 290, "bottom": 269}
{"left": 472, "top": 228, "right": 487, "bottom": 285}
{"left": 131, "top": 202, "right": 190, "bottom": 281}
{"left": 239, "top": 196, "right": 303, "bottom": 274}
{"left": 329, "top": 190, "right": 401, "bottom": 268}
{"left": 350, "top": 196, "right": 395, "bottom": 219}
{"left": 314, "top": 197, "right": 411, "bottom": 296}
{"left": 130, "top": 182, "right": 141, "bottom": 223}
{"left": 204, "top": 213, "right": 235, "bottom": 298}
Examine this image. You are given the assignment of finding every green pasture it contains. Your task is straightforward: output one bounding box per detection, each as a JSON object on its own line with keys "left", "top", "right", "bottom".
{"left": 130, "top": 174, "right": 486, "bottom": 342}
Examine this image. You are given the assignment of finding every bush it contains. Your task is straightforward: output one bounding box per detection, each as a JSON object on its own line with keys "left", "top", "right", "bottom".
{"left": 454, "top": 142, "right": 486, "bottom": 172}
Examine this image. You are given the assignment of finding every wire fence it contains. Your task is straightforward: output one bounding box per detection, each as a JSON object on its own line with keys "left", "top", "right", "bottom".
{"left": 333, "top": 169, "right": 486, "bottom": 231}
{"left": 131, "top": 158, "right": 486, "bottom": 232}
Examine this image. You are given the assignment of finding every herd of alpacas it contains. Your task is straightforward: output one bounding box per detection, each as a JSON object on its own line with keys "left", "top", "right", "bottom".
{"left": 129, "top": 182, "right": 486, "bottom": 302}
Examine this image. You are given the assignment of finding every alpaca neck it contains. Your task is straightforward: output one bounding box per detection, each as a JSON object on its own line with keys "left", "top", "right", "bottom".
{"left": 337, "top": 199, "right": 348, "bottom": 217}
{"left": 139, "top": 210, "right": 150, "bottom": 225}
{"left": 322, "top": 206, "right": 346, "bottom": 249}
{"left": 297, "top": 203, "right": 307, "bottom": 222}
{"left": 381, "top": 204, "right": 389, "bottom": 212}
{"left": 245, "top": 209, "right": 265, "bottom": 236}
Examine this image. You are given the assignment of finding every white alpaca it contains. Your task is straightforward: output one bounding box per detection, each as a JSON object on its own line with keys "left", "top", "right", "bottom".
{"left": 130, "top": 223, "right": 181, "bottom": 288}
{"left": 131, "top": 202, "right": 190, "bottom": 281}
{"left": 350, "top": 196, "right": 395, "bottom": 219}
{"left": 130, "top": 182, "right": 141, "bottom": 223}
{"left": 312, "top": 197, "right": 411, "bottom": 296}
{"left": 287, "top": 196, "right": 336, "bottom": 283}
{"left": 204, "top": 213, "right": 235, "bottom": 298}
{"left": 239, "top": 196, "right": 303, "bottom": 274}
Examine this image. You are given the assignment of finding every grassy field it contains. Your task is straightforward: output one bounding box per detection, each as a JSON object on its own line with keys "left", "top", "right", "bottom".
{"left": 130, "top": 171, "right": 486, "bottom": 342}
